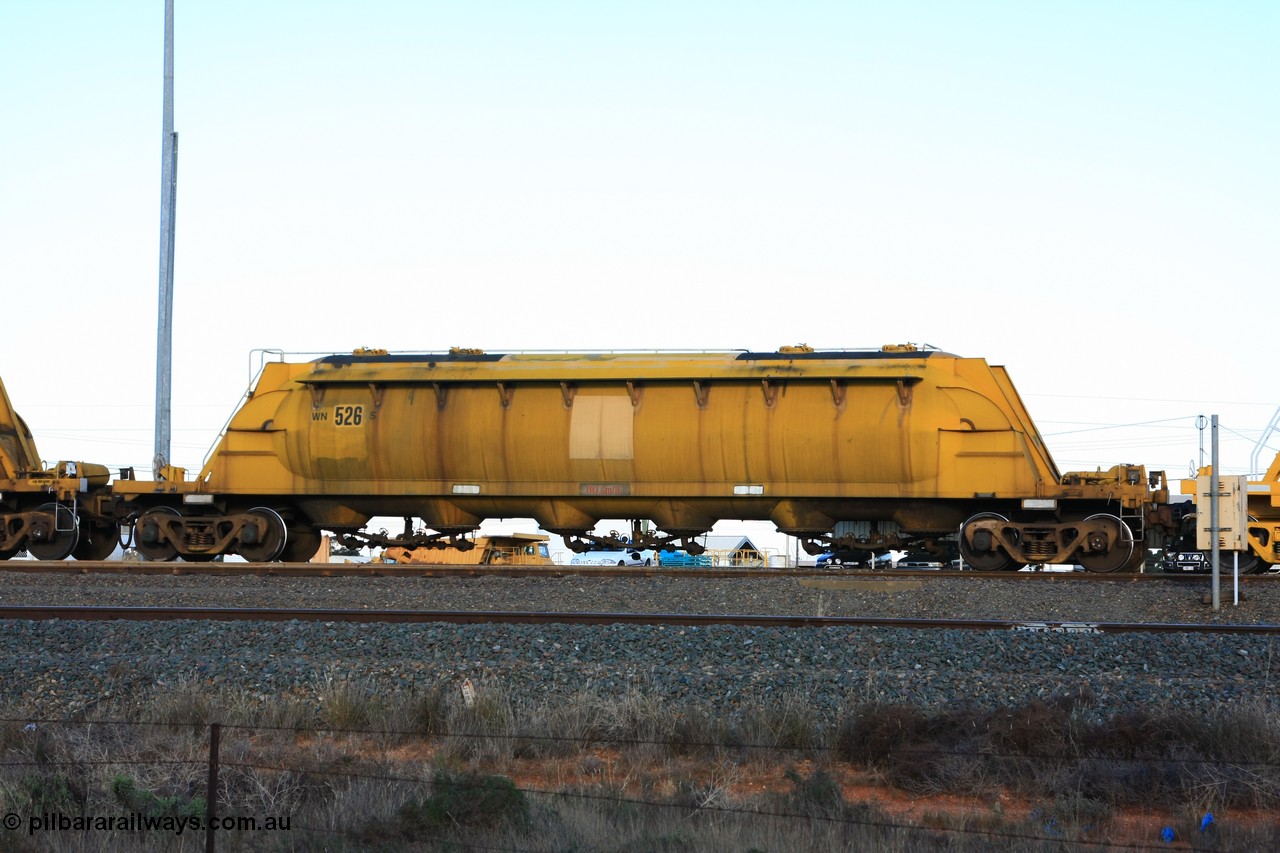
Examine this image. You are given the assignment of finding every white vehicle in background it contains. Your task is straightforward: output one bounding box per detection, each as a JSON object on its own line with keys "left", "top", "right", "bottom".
{"left": 570, "top": 548, "right": 656, "bottom": 567}
{"left": 897, "top": 552, "right": 945, "bottom": 570}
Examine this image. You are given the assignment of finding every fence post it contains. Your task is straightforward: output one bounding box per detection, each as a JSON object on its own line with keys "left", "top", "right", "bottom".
{"left": 206, "top": 722, "right": 220, "bottom": 853}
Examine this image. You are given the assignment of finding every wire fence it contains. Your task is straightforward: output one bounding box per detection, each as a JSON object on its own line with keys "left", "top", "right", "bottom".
{"left": 0, "top": 714, "right": 1271, "bottom": 852}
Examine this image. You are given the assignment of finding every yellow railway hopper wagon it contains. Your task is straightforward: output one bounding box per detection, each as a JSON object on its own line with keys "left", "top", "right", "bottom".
{"left": 113, "top": 345, "right": 1175, "bottom": 570}
{"left": 0, "top": 377, "right": 117, "bottom": 560}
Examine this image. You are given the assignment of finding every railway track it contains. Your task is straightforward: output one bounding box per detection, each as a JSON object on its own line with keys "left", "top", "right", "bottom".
{"left": 1, "top": 604, "right": 1277, "bottom": 635}
{"left": 0, "top": 560, "right": 1271, "bottom": 581}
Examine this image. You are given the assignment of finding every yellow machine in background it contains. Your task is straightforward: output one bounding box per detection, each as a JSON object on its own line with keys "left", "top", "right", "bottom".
{"left": 0, "top": 377, "right": 117, "bottom": 560}
{"left": 109, "top": 344, "right": 1179, "bottom": 571}
{"left": 1181, "top": 453, "right": 1280, "bottom": 573}
{"left": 379, "top": 533, "right": 554, "bottom": 566}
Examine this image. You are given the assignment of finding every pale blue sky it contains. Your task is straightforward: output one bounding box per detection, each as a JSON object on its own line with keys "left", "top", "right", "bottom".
{"left": 2, "top": 1, "right": 1276, "bottom": 489}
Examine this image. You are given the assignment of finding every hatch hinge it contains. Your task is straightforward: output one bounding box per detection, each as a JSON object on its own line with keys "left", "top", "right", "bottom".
{"left": 693, "top": 380, "right": 710, "bottom": 409}
{"left": 761, "top": 378, "right": 779, "bottom": 408}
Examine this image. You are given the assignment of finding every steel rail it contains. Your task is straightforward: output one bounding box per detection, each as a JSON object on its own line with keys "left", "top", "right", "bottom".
{"left": 1, "top": 605, "right": 1277, "bottom": 635}
{"left": 2, "top": 562, "right": 820, "bottom": 579}
{"left": 0, "top": 561, "right": 1270, "bottom": 582}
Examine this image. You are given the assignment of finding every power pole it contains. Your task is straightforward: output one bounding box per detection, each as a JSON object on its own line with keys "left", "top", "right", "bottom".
{"left": 154, "top": 0, "right": 178, "bottom": 477}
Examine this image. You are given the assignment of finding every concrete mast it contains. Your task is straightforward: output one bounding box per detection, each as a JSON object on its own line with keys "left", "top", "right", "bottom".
{"left": 154, "top": 0, "right": 177, "bottom": 476}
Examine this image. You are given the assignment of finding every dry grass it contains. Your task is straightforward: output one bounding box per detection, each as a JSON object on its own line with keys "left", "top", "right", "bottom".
{"left": 0, "top": 682, "right": 1278, "bottom": 850}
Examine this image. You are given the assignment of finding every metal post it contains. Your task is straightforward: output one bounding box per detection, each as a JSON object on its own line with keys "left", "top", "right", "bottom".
{"left": 1210, "top": 415, "right": 1220, "bottom": 611}
{"left": 154, "top": 0, "right": 176, "bottom": 477}
{"left": 1234, "top": 551, "right": 1239, "bottom": 607}
{"left": 205, "top": 721, "right": 220, "bottom": 852}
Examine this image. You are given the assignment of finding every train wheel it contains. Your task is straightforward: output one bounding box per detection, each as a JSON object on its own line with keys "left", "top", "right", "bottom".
{"left": 135, "top": 507, "right": 180, "bottom": 561}
{"left": 27, "top": 504, "right": 80, "bottom": 561}
{"left": 1216, "top": 551, "right": 1262, "bottom": 575}
{"left": 237, "top": 507, "right": 287, "bottom": 562}
{"left": 279, "top": 528, "right": 322, "bottom": 563}
{"left": 959, "top": 512, "right": 1016, "bottom": 571}
{"left": 72, "top": 521, "right": 120, "bottom": 561}
{"left": 1077, "top": 514, "right": 1134, "bottom": 573}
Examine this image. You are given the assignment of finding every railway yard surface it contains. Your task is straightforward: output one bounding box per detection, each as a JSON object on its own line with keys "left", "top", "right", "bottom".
{"left": 0, "top": 571, "right": 1276, "bottom": 720}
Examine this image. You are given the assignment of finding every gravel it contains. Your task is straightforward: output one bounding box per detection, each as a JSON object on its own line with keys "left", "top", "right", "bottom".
{"left": 0, "top": 571, "right": 1276, "bottom": 722}
{"left": 2, "top": 571, "right": 1277, "bottom": 623}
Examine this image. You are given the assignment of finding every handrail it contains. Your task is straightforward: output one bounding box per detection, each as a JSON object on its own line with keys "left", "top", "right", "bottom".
{"left": 196, "top": 348, "right": 286, "bottom": 475}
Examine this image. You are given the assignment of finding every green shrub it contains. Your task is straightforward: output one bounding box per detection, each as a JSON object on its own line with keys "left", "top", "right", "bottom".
{"left": 12, "top": 772, "right": 79, "bottom": 813}
{"left": 782, "top": 767, "right": 846, "bottom": 818}
{"left": 398, "top": 769, "right": 529, "bottom": 837}
{"left": 110, "top": 774, "right": 205, "bottom": 819}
